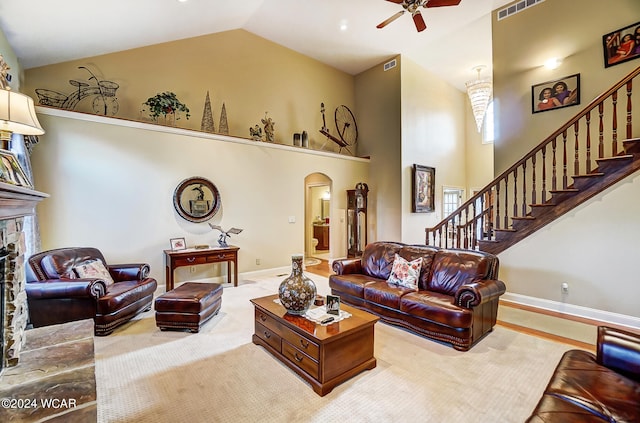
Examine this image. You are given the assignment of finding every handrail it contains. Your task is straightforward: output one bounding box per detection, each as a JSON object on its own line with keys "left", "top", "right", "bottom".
{"left": 426, "top": 65, "right": 640, "bottom": 250}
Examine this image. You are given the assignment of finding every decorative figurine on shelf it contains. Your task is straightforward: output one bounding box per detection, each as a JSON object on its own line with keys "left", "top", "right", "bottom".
{"left": 261, "top": 112, "right": 275, "bottom": 143}
{"left": 249, "top": 124, "right": 263, "bottom": 141}
{"left": 208, "top": 223, "right": 243, "bottom": 247}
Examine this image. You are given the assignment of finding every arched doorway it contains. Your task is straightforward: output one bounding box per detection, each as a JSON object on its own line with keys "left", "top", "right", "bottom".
{"left": 304, "top": 173, "right": 332, "bottom": 262}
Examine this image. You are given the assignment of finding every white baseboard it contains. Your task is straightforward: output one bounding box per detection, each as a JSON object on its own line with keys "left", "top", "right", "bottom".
{"left": 502, "top": 292, "right": 640, "bottom": 330}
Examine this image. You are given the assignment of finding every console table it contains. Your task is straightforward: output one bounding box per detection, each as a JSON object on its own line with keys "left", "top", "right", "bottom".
{"left": 164, "top": 245, "right": 239, "bottom": 291}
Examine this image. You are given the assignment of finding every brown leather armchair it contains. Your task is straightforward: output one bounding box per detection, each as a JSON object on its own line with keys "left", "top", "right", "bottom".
{"left": 26, "top": 247, "right": 158, "bottom": 335}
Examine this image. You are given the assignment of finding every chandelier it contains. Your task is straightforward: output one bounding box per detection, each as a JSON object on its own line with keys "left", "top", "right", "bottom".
{"left": 465, "top": 66, "right": 492, "bottom": 133}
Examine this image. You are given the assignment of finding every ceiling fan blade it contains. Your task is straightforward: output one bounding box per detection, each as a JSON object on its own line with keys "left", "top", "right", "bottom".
{"left": 377, "top": 11, "right": 405, "bottom": 29}
{"left": 424, "top": 0, "right": 462, "bottom": 7}
{"left": 412, "top": 11, "right": 427, "bottom": 32}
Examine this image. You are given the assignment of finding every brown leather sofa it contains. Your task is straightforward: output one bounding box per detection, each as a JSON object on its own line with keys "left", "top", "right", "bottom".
{"left": 526, "top": 326, "right": 640, "bottom": 422}
{"left": 26, "top": 247, "right": 158, "bottom": 335}
{"left": 329, "top": 241, "right": 506, "bottom": 351}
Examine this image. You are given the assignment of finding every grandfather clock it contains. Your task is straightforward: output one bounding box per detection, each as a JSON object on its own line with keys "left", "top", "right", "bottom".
{"left": 347, "top": 182, "right": 368, "bottom": 258}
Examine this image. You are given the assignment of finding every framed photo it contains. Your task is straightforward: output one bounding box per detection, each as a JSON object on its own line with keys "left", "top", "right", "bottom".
{"left": 532, "top": 74, "right": 580, "bottom": 114}
{"left": 412, "top": 164, "right": 435, "bottom": 213}
{"left": 326, "top": 295, "right": 340, "bottom": 315}
{"left": 0, "top": 150, "right": 32, "bottom": 188}
{"left": 603, "top": 21, "right": 640, "bottom": 68}
{"left": 170, "top": 237, "right": 186, "bottom": 251}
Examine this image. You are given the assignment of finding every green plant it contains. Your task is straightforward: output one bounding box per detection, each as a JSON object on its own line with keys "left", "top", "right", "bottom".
{"left": 143, "top": 92, "right": 190, "bottom": 120}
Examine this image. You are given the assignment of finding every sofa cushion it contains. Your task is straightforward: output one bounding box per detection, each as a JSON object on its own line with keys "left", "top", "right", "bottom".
{"left": 540, "top": 349, "right": 640, "bottom": 423}
{"left": 387, "top": 254, "right": 422, "bottom": 290}
{"left": 361, "top": 242, "right": 403, "bottom": 280}
{"left": 398, "top": 245, "right": 439, "bottom": 290}
{"left": 400, "top": 291, "right": 473, "bottom": 328}
{"left": 74, "top": 259, "right": 115, "bottom": 286}
{"left": 329, "top": 274, "right": 379, "bottom": 298}
{"left": 427, "top": 249, "right": 494, "bottom": 295}
{"left": 364, "top": 281, "right": 415, "bottom": 309}
{"left": 96, "top": 279, "right": 157, "bottom": 315}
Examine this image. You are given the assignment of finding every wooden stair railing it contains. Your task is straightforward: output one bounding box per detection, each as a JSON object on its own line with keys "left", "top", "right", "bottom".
{"left": 426, "top": 65, "right": 640, "bottom": 254}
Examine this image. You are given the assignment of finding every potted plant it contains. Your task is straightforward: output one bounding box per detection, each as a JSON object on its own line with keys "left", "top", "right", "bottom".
{"left": 142, "top": 91, "right": 190, "bottom": 125}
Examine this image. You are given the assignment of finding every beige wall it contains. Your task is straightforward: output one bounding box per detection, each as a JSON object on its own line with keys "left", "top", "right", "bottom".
{"left": 492, "top": 0, "right": 640, "bottom": 320}
{"left": 32, "top": 110, "right": 368, "bottom": 285}
{"left": 24, "top": 30, "right": 355, "bottom": 153}
{"left": 400, "top": 58, "right": 469, "bottom": 244}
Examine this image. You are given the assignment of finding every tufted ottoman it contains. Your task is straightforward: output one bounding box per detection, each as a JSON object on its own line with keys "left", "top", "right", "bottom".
{"left": 155, "top": 282, "right": 222, "bottom": 333}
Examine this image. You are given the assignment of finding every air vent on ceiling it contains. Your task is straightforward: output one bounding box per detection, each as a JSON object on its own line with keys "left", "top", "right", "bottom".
{"left": 497, "top": 0, "right": 544, "bottom": 21}
{"left": 384, "top": 59, "right": 397, "bottom": 72}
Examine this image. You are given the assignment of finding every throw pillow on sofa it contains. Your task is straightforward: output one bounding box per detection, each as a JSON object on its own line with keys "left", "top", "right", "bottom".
{"left": 387, "top": 254, "right": 422, "bottom": 290}
{"left": 73, "top": 259, "right": 115, "bottom": 286}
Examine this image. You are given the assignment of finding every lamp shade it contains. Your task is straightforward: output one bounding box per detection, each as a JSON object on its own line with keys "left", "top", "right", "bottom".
{"left": 465, "top": 67, "right": 492, "bottom": 133}
{"left": 0, "top": 89, "right": 45, "bottom": 136}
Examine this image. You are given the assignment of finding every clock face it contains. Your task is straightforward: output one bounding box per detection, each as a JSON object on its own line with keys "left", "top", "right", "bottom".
{"left": 335, "top": 105, "right": 358, "bottom": 146}
{"left": 92, "top": 96, "right": 119, "bottom": 116}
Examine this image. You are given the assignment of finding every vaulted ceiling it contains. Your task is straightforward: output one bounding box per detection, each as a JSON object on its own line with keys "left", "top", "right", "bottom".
{"left": 0, "top": 0, "right": 513, "bottom": 91}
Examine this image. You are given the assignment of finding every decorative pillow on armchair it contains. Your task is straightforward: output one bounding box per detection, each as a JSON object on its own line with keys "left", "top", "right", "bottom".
{"left": 387, "top": 254, "right": 423, "bottom": 290}
{"left": 73, "top": 259, "right": 115, "bottom": 286}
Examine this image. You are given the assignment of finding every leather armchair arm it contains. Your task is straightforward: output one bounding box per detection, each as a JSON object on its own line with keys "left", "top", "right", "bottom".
{"left": 597, "top": 326, "right": 640, "bottom": 382}
{"left": 454, "top": 279, "right": 506, "bottom": 308}
{"left": 25, "top": 279, "right": 107, "bottom": 300}
{"left": 332, "top": 259, "right": 362, "bottom": 275}
{"left": 108, "top": 263, "right": 150, "bottom": 281}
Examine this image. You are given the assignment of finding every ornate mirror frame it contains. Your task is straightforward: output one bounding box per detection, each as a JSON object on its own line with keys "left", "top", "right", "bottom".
{"left": 173, "top": 176, "right": 221, "bottom": 223}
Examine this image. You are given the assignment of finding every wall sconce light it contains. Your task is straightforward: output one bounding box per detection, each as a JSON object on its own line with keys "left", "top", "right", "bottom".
{"left": 322, "top": 190, "right": 331, "bottom": 200}
{"left": 465, "top": 66, "right": 493, "bottom": 133}
{"left": 544, "top": 57, "right": 562, "bottom": 70}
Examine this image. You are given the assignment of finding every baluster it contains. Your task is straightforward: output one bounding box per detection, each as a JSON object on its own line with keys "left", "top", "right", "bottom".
{"left": 496, "top": 181, "right": 502, "bottom": 231}
{"left": 552, "top": 137, "right": 557, "bottom": 191}
{"left": 598, "top": 102, "right": 604, "bottom": 158}
{"left": 512, "top": 169, "right": 518, "bottom": 219}
{"left": 562, "top": 130, "right": 568, "bottom": 189}
{"left": 531, "top": 154, "right": 537, "bottom": 205}
{"left": 612, "top": 91, "right": 618, "bottom": 155}
{"left": 541, "top": 146, "right": 547, "bottom": 203}
{"left": 473, "top": 195, "right": 479, "bottom": 246}
{"left": 574, "top": 121, "right": 580, "bottom": 176}
{"left": 522, "top": 162, "right": 527, "bottom": 215}
{"left": 585, "top": 111, "right": 591, "bottom": 172}
{"left": 627, "top": 80, "right": 633, "bottom": 140}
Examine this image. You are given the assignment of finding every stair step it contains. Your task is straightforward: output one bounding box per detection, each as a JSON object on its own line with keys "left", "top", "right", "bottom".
{"left": 511, "top": 216, "right": 535, "bottom": 221}
{"left": 530, "top": 203, "right": 554, "bottom": 208}
{"left": 596, "top": 155, "right": 634, "bottom": 171}
{"left": 494, "top": 228, "right": 516, "bottom": 233}
{"left": 623, "top": 138, "right": 640, "bottom": 154}
{"left": 549, "top": 189, "right": 579, "bottom": 194}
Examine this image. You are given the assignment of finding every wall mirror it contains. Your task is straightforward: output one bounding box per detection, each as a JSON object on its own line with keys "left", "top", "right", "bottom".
{"left": 173, "top": 176, "right": 221, "bottom": 223}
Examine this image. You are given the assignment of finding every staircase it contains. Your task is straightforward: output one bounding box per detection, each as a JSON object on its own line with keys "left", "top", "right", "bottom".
{"left": 426, "top": 66, "right": 640, "bottom": 255}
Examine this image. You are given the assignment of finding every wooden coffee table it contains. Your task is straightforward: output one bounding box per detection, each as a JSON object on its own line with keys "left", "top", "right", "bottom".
{"left": 251, "top": 294, "right": 379, "bottom": 396}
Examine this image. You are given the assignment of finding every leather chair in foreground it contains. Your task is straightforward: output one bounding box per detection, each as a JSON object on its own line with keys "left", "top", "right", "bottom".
{"left": 26, "top": 247, "right": 157, "bottom": 335}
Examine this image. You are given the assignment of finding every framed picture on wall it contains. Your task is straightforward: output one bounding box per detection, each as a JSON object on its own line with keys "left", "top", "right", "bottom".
{"left": 412, "top": 164, "right": 435, "bottom": 213}
{"left": 532, "top": 73, "right": 580, "bottom": 114}
{"left": 602, "top": 21, "right": 640, "bottom": 68}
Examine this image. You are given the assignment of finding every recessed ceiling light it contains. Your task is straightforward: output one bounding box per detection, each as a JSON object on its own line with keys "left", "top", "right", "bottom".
{"left": 339, "top": 19, "right": 348, "bottom": 32}
{"left": 177, "top": 0, "right": 188, "bottom": 3}
{"left": 544, "top": 57, "right": 562, "bottom": 70}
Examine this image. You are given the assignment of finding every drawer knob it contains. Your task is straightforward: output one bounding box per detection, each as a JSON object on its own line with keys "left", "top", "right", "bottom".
{"left": 187, "top": 257, "right": 195, "bottom": 263}
{"left": 299, "top": 339, "right": 309, "bottom": 349}
{"left": 260, "top": 314, "right": 267, "bottom": 322}
{"left": 263, "top": 331, "right": 271, "bottom": 339}
{"left": 294, "top": 352, "right": 304, "bottom": 362}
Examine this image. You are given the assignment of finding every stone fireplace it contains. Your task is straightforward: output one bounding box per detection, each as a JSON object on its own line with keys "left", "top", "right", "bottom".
{"left": 0, "top": 182, "right": 47, "bottom": 374}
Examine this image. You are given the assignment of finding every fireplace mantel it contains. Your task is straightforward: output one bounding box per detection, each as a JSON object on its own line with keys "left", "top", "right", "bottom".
{"left": 0, "top": 181, "right": 48, "bottom": 373}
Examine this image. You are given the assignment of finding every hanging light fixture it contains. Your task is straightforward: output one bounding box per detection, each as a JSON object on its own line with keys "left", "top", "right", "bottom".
{"left": 465, "top": 66, "right": 493, "bottom": 133}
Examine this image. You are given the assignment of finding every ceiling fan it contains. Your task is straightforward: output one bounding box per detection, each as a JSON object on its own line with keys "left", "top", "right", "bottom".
{"left": 376, "top": 0, "right": 462, "bottom": 33}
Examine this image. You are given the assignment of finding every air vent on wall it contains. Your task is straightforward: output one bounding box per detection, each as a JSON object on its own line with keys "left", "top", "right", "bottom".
{"left": 384, "top": 59, "right": 397, "bottom": 72}
{"left": 497, "top": 0, "right": 544, "bottom": 21}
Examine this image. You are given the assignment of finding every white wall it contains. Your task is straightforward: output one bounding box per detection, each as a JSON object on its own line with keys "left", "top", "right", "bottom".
{"left": 31, "top": 109, "right": 369, "bottom": 286}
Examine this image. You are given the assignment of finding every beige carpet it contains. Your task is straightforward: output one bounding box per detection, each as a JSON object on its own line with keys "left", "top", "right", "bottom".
{"left": 95, "top": 274, "right": 576, "bottom": 423}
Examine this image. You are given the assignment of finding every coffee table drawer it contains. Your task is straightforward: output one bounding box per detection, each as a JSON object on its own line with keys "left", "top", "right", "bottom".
{"left": 282, "top": 340, "right": 319, "bottom": 379}
{"left": 280, "top": 327, "right": 319, "bottom": 359}
{"left": 255, "top": 321, "right": 281, "bottom": 351}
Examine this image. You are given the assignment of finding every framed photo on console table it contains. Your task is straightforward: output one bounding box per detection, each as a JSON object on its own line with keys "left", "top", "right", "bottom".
{"left": 170, "top": 237, "right": 186, "bottom": 251}
{"left": 412, "top": 164, "right": 435, "bottom": 213}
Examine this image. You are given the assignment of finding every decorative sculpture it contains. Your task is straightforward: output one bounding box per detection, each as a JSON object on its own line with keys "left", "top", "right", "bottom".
{"left": 201, "top": 91, "right": 215, "bottom": 133}
{"left": 261, "top": 112, "right": 275, "bottom": 142}
{"left": 249, "top": 124, "right": 262, "bottom": 141}
{"left": 208, "top": 223, "right": 243, "bottom": 247}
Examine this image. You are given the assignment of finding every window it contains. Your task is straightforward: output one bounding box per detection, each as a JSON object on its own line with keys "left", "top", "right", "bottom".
{"left": 482, "top": 100, "right": 494, "bottom": 144}
{"left": 443, "top": 188, "right": 464, "bottom": 217}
